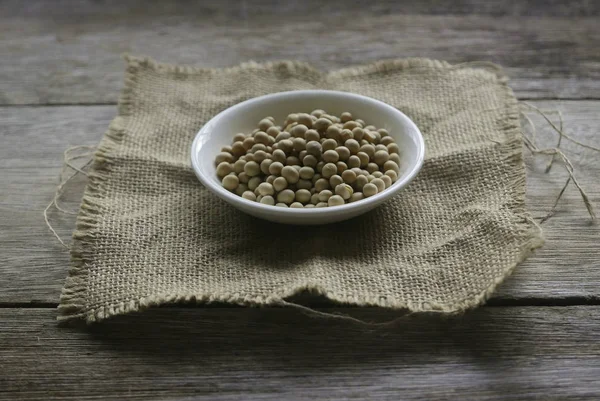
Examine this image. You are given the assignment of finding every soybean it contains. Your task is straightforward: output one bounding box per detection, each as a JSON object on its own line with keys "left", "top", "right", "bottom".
{"left": 222, "top": 175, "right": 239, "bottom": 190}
{"left": 363, "top": 183, "right": 378, "bottom": 197}
{"left": 328, "top": 195, "right": 345, "bottom": 206}
{"left": 281, "top": 165, "right": 300, "bottom": 184}
{"left": 216, "top": 162, "right": 233, "bottom": 177}
{"left": 277, "top": 189, "right": 295, "bottom": 204}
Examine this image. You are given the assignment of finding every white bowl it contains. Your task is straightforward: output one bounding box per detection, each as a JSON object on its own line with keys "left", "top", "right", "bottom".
{"left": 191, "top": 90, "right": 425, "bottom": 225}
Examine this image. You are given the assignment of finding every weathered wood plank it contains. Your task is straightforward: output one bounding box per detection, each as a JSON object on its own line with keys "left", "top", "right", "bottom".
{"left": 0, "top": 0, "right": 598, "bottom": 105}
{"left": 1, "top": 306, "right": 599, "bottom": 400}
{"left": 5, "top": 0, "right": 599, "bottom": 19}
{"left": 0, "top": 101, "right": 598, "bottom": 304}
{"left": 495, "top": 100, "right": 600, "bottom": 300}
{"left": 0, "top": 106, "right": 116, "bottom": 303}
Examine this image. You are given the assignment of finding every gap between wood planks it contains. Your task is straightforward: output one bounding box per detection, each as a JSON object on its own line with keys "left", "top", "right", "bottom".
{"left": 3, "top": 296, "right": 600, "bottom": 309}
{"left": 0, "top": 98, "right": 600, "bottom": 108}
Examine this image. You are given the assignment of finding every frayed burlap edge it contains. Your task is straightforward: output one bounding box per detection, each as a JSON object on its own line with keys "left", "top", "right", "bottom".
{"left": 58, "top": 55, "right": 544, "bottom": 323}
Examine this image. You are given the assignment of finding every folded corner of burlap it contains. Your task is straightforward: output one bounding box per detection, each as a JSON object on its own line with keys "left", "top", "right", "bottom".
{"left": 58, "top": 55, "right": 544, "bottom": 323}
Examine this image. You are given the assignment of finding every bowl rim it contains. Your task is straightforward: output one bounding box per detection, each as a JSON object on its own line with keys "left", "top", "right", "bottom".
{"left": 191, "top": 89, "right": 425, "bottom": 215}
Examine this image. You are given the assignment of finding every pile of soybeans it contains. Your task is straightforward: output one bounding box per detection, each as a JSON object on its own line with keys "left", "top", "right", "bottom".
{"left": 214, "top": 110, "right": 401, "bottom": 208}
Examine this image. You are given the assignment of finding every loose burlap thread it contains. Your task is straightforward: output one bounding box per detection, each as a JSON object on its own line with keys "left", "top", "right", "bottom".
{"left": 58, "top": 56, "right": 544, "bottom": 322}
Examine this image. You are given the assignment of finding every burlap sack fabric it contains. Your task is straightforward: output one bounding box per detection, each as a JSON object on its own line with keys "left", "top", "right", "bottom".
{"left": 59, "top": 56, "right": 543, "bottom": 322}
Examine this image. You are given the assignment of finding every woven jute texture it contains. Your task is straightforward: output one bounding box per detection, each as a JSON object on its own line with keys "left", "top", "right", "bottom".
{"left": 59, "top": 56, "right": 544, "bottom": 322}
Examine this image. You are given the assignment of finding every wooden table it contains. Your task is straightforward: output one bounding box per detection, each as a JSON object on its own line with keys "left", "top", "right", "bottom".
{"left": 1, "top": 1, "right": 599, "bottom": 400}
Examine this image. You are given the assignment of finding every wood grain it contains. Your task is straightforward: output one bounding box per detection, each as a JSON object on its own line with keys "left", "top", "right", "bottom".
{"left": 0, "top": 106, "right": 117, "bottom": 303}
{"left": 1, "top": 306, "right": 599, "bottom": 400}
{"left": 0, "top": 101, "right": 598, "bottom": 304}
{"left": 1, "top": 0, "right": 599, "bottom": 105}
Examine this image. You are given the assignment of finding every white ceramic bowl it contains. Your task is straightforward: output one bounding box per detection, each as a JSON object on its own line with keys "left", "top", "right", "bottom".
{"left": 191, "top": 90, "right": 425, "bottom": 225}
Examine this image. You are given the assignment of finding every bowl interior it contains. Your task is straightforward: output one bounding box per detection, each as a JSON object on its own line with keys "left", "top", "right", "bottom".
{"left": 194, "top": 91, "right": 424, "bottom": 194}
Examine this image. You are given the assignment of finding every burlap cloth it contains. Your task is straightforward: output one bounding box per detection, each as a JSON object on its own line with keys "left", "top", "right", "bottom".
{"left": 59, "top": 56, "right": 544, "bottom": 322}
